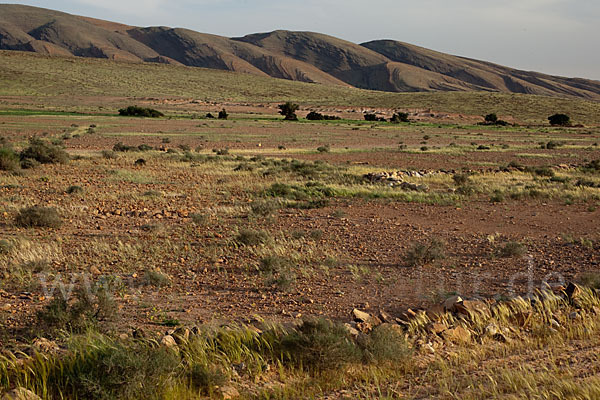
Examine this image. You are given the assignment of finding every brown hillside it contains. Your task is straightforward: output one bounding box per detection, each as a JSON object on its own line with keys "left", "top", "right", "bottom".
{"left": 0, "top": 4, "right": 599, "bottom": 99}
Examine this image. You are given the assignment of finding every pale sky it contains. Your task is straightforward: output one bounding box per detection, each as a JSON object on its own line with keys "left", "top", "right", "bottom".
{"left": 4, "top": 0, "right": 600, "bottom": 80}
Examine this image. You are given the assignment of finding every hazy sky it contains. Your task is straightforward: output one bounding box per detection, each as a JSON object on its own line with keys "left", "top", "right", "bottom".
{"left": 4, "top": 0, "right": 600, "bottom": 80}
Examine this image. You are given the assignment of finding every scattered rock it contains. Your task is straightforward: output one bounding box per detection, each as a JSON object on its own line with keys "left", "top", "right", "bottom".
{"left": 442, "top": 326, "right": 471, "bottom": 343}
{"left": 428, "top": 322, "right": 448, "bottom": 335}
{"left": 426, "top": 304, "right": 446, "bottom": 320}
{"left": 378, "top": 309, "right": 393, "bottom": 323}
{"left": 352, "top": 308, "right": 371, "bottom": 323}
{"left": 160, "top": 335, "right": 178, "bottom": 350}
{"left": 454, "top": 300, "right": 490, "bottom": 318}
{"left": 2, "top": 388, "right": 41, "bottom": 400}
{"left": 218, "top": 385, "right": 240, "bottom": 399}
{"left": 32, "top": 338, "right": 59, "bottom": 353}
{"left": 569, "top": 311, "right": 580, "bottom": 320}
{"left": 344, "top": 323, "right": 359, "bottom": 338}
{"left": 565, "top": 282, "right": 581, "bottom": 301}
{"left": 443, "top": 295, "right": 463, "bottom": 313}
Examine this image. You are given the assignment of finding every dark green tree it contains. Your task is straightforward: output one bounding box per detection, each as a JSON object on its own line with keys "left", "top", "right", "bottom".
{"left": 548, "top": 113, "right": 570, "bottom": 126}
{"left": 278, "top": 102, "right": 299, "bottom": 121}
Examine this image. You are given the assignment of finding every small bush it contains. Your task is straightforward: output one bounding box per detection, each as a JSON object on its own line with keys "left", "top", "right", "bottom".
{"left": 217, "top": 108, "right": 228, "bottom": 120}
{"left": 0, "top": 147, "right": 20, "bottom": 172}
{"left": 363, "top": 113, "right": 379, "bottom": 122}
{"left": 485, "top": 113, "right": 498, "bottom": 124}
{"left": 143, "top": 269, "right": 171, "bottom": 287}
{"left": 577, "top": 272, "right": 600, "bottom": 289}
{"left": 306, "top": 111, "right": 339, "bottom": 120}
{"left": 548, "top": 113, "right": 570, "bottom": 126}
{"left": 251, "top": 199, "right": 279, "bottom": 216}
{"left": 113, "top": 142, "right": 135, "bottom": 152}
{"left": 134, "top": 158, "right": 146, "bottom": 166}
{"left": 279, "top": 317, "right": 360, "bottom": 371}
{"left": 317, "top": 145, "right": 330, "bottom": 153}
{"left": 52, "top": 339, "right": 178, "bottom": 399}
{"left": 15, "top": 206, "right": 62, "bottom": 228}
{"left": 390, "top": 112, "right": 409, "bottom": 123}
{"left": 362, "top": 323, "right": 411, "bottom": 363}
{"left": 66, "top": 185, "right": 84, "bottom": 194}
{"left": 101, "top": 150, "right": 117, "bottom": 159}
{"left": 259, "top": 255, "right": 297, "bottom": 290}
{"left": 137, "top": 144, "right": 153, "bottom": 152}
{"left": 187, "top": 363, "right": 227, "bottom": 394}
{"left": 452, "top": 173, "right": 471, "bottom": 186}
{"left": 236, "top": 229, "right": 270, "bottom": 246}
{"left": 498, "top": 241, "right": 527, "bottom": 258}
{"left": 20, "top": 138, "right": 69, "bottom": 165}
{"left": 37, "top": 284, "right": 116, "bottom": 333}
{"left": 405, "top": 238, "right": 446, "bottom": 267}
{"left": 118, "top": 105, "right": 164, "bottom": 118}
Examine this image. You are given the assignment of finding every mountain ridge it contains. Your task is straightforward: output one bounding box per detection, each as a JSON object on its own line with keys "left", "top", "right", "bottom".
{"left": 0, "top": 4, "right": 598, "bottom": 100}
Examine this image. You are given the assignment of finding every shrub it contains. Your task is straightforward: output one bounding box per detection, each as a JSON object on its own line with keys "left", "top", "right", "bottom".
{"left": 37, "top": 284, "right": 116, "bottom": 333}
{"left": 259, "top": 255, "right": 297, "bottom": 290}
{"left": 118, "top": 106, "right": 164, "bottom": 118}
{"left": 113, "top": 142, "right": 135, "bottom": 152}
{"left": 548, "top": 113, "right": 570, "bottom": 126}
{"left": 15, "top": 206, "right": 62, "bottom": 228}
{"left": 187, "top": 363, "right": 227, "bottom": 394}
{"left": 134, "top": 158, "right": 146, "bottom": 166}
{"left": 498, "top": 241, "right": 527, "bottom": 258}
{"left": 0, "top": 146, "right": 20, "bottom": 172}
{"left": 317, "top": 145, "right": 330, "bottom": 153}
{"left": 278, "top": 317, "right": 361, "bottom": 371}
{"left": 278, "top": 102, "right": 299, "bottom": 121}
{"left": 452, "top": 173, "right": 471, "bottom": 186}
{"left": 236, "top": 229, "right": 270, "bottom": 246}
{"left": 218, "top": 108, "right": 228, "bottom": 120}
{"left": 306, "top": 111, "right": 324, "bottom": 120}
{"left": 101, "top": 150, "right": 117, "bottom": 159}
{"left": 390, "top": 112, "right": 409, "bottom": 123}
{"left": 362, "top": 323, "right": 411, "bottom": 363}
{"left": 251, "top": 199, "right": 279, "bottom": 216}
{"left": 306, "top": 111, "right": 340, "bottom": 121}
{"left": 143, "top": 269, "right": 171, "bottom": 287}
{"left": 364, "top": 113, "right": 378, "bottom": 121}
{"left": 405, "top": 238, "right": 446, "bottom": 267}
{"left": 485, "top": 113, "right": 498, "bottom": 124}
{"left": 66, "top": 185, "right": 84, "bottom": 194}
{"left": 137, "top": 144, "right": 153, "bottom": 152}
{"left": 20, "top": 138, "right": 69, "bottom": 165}
{"left": 50, "top": 338, "right": 178, "bottom": 399}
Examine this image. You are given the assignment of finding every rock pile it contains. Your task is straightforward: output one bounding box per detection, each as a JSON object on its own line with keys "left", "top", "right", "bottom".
{"left": 346, "top": 282, "right": 591, "bottom": 354}
{"left": 363, "top": 171, "right": 432, "bottom": 191}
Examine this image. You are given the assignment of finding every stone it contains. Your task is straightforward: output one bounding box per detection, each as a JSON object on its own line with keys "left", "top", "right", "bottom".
{"left": 454, "top": 300, "right": 490, "bottom": 318}
{"left": 428, "top": 322, "right": 448, "bottom": 335}
{"left": 442, "top": 326, "right": 471, "bottom": 343}
{"left": 344, "top": 323, "right": 359, "bottom": 338}
{"left": 569, "top": 311, "right": 580, "bottom": 320}
{"left": 378, "top": 309, "right": 393, "bottom": 323}
{"left": 352, "top": 309, "right": 372, "bottom": 323}
{"left": 218, "top": 385, "right": 240, "bottom": 399}
{"left": 160, "top": 335, "right": 178, "bottom": 350}
{"left": 565, "top": 282, "right": 581, "bottom": 301}
{"left": 443, "top": 295, "right": 464, "bottom": 313}
{"left": 426, "top": 304, "right": 446, "bottom": 320}
{"left": 2, "top": 388, "right": 42, "bottom": 400}
{"left": 356, "top": 322, "right": 373, "bottom": 333}
{"left": 32, "top": 338, "right": 59, "bottom": 353}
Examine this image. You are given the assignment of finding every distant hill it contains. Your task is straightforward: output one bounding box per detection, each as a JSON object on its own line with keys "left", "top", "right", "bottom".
{"left": 1, "top": 4, "right": 599, "bottom": 100}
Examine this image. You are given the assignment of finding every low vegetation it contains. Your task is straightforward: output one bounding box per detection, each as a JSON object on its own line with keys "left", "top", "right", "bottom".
{"left": 118, "top": 105, "right": 164, "bottom": 118}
